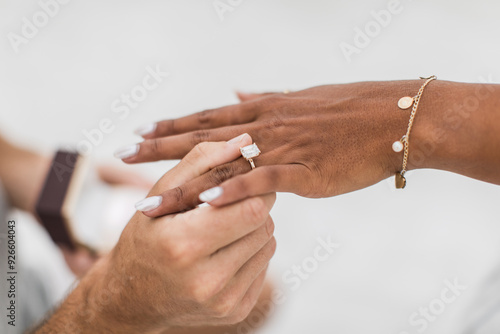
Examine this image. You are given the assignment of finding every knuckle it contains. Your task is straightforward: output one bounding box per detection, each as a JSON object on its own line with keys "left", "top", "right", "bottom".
{"left": 173, "top": 186, "right": 185, "bottom": 204}
{"left": 264, "top": 168, "right": 279, "bottom": 187}
{"left": 191, "top": 130, "right": 211, "bottom": 146}
{"left": 150, "top": 138, "right": 163, "bottom": 154}
{"left": 232, "top": 176, "right": 250, "bottom": 196}
{"left": 243, "top": 197, "right": 268, "bottom": 223}
{"left": 193, "top": 142, "right": 211, "bottom": 160}
{"left": 162, "top": 240, "right": 193, "bottom": 266}
{"left": 268, "top": 114, "right": 285, "bottom": 128}
{"left": 213, "top": 294, "right": 239, "bottom": 318}
{"left": 190, "top": 276, "right": 222, "bottom": 304}
{"left": 164, "top": 119, "right": 175, "bottom": 134}
{"left": 185, "top": 142, "right": 209, "bottom": 166}
{"left": 254, "top": 127, "right": 276, "bottom": 143}
{"left": 197, "top": 109, "right": 213, "bottom": 124}
{"left": 208, "top": 164, "right": 234, "bottom": 185}
{"left": 190, "top": 285, "right": 212, "bottom": 305}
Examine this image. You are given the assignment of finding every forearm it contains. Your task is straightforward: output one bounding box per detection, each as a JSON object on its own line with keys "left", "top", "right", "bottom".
{"left": 403, "top": 80, "right": 500, "bottom": 184}
{"left": 33, "top": 258, "right": 106, "bottom": 334}
{"left": 33, "top": 256, "right": 161, "bottom": 334}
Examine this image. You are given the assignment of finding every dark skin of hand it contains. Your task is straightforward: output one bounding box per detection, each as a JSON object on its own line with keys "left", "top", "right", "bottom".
{"left": 119, "top": 79, "right": 500, "bottom": 216}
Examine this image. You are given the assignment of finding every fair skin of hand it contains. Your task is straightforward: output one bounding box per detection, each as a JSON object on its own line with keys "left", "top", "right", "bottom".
{"left": 116, "top": 79, "right": 500, "bottom": 215}
{"left": 35, "top": 135, "right": 277, "bottom": 334}
{"left": 158, "top": 279, "right": 274, "bottom": 334}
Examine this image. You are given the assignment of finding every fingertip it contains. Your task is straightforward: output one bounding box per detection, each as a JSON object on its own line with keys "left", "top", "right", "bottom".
{"left": 199, "top": 186, "right": 223, "bottom": 203}
{"left": 135, "top": 195, "right": 162, "bottom": 214}
{"left": 242, "top": 133, "right": 253, "bottom": 146}
{"left": 225, "top": 133, "right": 252, "bottom": 160}
{"left": 113, "top": 144, "right": 140, "bottom": 160}
{"left": 134, "top": 122, "right": 157, "bottom": 137}
{"left": 201, "top": 183, "right": 241, "bottom": 208}
{"left": 227, "top": 133, "right": 252, "bottom": 145}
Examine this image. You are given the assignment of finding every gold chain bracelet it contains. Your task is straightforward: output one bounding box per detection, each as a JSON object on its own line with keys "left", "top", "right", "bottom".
{"left": 392, "top": 75, "right": 437, "bottom": 189}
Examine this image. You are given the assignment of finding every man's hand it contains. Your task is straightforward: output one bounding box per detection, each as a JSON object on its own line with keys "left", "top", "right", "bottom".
{"left": 36, "top": 135, "right": 277, "bottom": 333}
{"left": 100, "top": 196, "right": 276, "bottom": 332}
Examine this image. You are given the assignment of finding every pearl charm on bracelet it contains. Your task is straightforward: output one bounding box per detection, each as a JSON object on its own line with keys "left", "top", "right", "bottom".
{"left": 392, "top": 140, "right": 404, "bottom": 153}
{"left": 392, "top": 135, "right": 406, "bottom": 153}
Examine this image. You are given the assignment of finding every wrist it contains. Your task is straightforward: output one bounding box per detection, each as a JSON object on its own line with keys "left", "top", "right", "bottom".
{"left": 384, "top": 80, "right": 472, "bottom": 173}
{"left": 72, "top": 256, "right": 118, "bottom": 333}
{"left": 68, "top": 256, "right": 143, "bottom": 333}
{"left": 376, "top": 80, "right": 429, "bottom": 176}
{"left": 35, "top": 257, "right": 111, "bottom": 333}
{"left": 91, "top": 248, "right": 166, "bottom": 334}
{"left": 410, "top": 80, "right": 500, "bottom": 182}
{"left": 36, "top": 239, "right": 167, "bottom": 333}
{"left": 408, "top": 79, "right": 457, "bottom": 171}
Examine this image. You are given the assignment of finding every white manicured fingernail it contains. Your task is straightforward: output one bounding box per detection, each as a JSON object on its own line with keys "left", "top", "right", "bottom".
{"left": 135, "top": 196, "right": 162, "bottom": 211}
{"left": 134, "top": 123, "right": 157, "bottom": 136}
{"left": 227, "top": 133, "right": 249, "bottom": 144}
{"left": 114, "top": 144, "right": 139, "bottom": 159}
{"left": 199, "top": 187, "right": 223, "bottom": 202}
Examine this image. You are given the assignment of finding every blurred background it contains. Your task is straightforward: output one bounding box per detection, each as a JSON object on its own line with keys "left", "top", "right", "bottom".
{"left": 1, "top": 0, "right": 500, "bottom": 333}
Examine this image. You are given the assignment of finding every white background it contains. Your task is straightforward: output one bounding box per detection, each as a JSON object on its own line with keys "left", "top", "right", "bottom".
{"left": 1, "top": 0, "right": 500, "bottom": 333}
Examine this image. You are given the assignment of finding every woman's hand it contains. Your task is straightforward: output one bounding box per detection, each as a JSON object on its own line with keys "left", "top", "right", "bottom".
{"left": 116, "top": 80, "right": 438, "bottom": 215}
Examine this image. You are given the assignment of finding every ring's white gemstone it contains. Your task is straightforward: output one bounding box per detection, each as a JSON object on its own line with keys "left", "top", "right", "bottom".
{"left": 240, "top": 143, "right": 261, "bottom": 159}
{"left": 392, "top": 140, "right": 404, "bottom": 153}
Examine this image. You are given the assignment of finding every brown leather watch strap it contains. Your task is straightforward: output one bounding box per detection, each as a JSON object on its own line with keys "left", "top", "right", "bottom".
{"left": 35, "top": 150, "right": 80, "bottom": 250}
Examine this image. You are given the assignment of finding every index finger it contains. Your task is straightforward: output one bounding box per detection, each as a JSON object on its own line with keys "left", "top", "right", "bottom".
{"left": 136, "top": 103, "right": 258, "bottom": 139}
